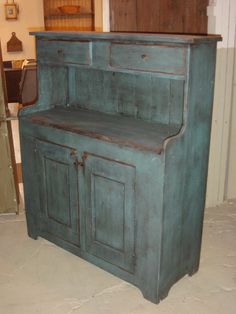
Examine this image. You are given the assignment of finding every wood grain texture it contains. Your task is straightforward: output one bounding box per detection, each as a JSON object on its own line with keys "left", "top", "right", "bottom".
{"left": 136, "top": 0, "right": 160, "bottom": 32}
{"left": 110, "top": 0, "right": 209, "bottom": 34}
{"left": 159, "top": 0, "right": 184, "bottom": 33}
{"left": 68, "top": 68, "right": 185, "bottom": 125}
{"left": 16, "top": 163, "right": 22, "bottom": 183}
{"left": 110, "top": 0, "right": 137, "bottom": 31}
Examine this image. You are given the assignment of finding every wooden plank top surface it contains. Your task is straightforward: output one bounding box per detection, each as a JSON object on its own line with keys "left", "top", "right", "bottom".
{"left": 30, "top": 31, "right": 222, "bottom": 44}
{"left": 25, "top": 107, "right": 181, "bottom": 153}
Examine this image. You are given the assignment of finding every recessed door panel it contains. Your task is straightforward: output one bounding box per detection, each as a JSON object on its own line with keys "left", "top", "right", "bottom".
{"left": 36, "top": 140, "right": 80, "bottom": 246}
{"left": 45, "top": 157, "right": 71, "bottom": 226}
{"left": 84, "top": 154, "right": 136, "bottom": 273}
{"left": 93, "top": 174, "right": 125, "bottom": 251}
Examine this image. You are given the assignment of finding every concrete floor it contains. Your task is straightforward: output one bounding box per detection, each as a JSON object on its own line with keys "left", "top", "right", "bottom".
{"left": 0, "top": 201, "right": 236, "bottom": 314}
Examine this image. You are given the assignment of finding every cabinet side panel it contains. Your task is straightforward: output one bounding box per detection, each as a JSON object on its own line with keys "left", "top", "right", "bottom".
{"left": 20, "top": 133, "right": 40, "bottom": 239}
{"left": 180, "top": 43, "right": 217, "bottom": 273}
{"left": 36, "top": 63, "right": 68, "bottom": 109}
{"left": 159, "top": 43, "right": 217, "bottom": 299}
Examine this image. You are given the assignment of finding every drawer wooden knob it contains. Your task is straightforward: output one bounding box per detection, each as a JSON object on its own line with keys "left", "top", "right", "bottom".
{"left": 57, "top": 49, "right": 64, "bottom": 55}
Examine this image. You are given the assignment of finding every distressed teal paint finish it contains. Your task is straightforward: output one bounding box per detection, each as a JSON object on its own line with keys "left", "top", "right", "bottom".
{"left": 68, "top": 68, "right": 185, "bottom": 124}
{"left": 37, "top": 40, "right": 91, "bottom": 65}
{"left": 110, "top": 43, "right": 186, "bottom": 75}
{"left": 26, "top": 107, "right": 180, "bottom": 153}
{"left": 84, "top": 154, "right": 136, "bottom": 273}
{"left": 19, "top": 31, "right": 221, "bottom": 303}
{"left": 36, "top": 140, "right": 80, "bottom": 246}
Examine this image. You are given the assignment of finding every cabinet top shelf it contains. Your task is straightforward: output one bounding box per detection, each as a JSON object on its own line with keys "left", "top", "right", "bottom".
{"left": 30, "top": 31, "right": 222, "bottom": 44}
{"left": 24, "top": 107, "right": 181, "bottom": 154}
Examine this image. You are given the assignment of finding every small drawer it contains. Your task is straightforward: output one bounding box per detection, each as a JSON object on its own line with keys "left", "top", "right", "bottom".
{"left": 110, "top": 43, "right": 186, "bottom": 75}
{"left": 37, "top": 40, "right": 91, "bottom": 65}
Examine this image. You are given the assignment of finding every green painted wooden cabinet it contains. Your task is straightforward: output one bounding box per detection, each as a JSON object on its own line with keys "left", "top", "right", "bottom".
{"left": 19, "top": 31, "right": 221, "bottom": 303}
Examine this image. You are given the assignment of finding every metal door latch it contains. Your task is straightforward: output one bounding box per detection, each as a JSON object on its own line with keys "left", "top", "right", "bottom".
{"left": 74, "top": 153, "right": 88, "bottom": 170}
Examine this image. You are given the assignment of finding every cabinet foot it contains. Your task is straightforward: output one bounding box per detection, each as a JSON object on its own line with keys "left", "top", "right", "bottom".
{"left": 140, "top": 291, "right": 159, "bottom": 304}
{"left": 140, "top": 286, "right": 172, "bottom": 304}
{"left": 188, "top": 265, "right": 200, "bottom": 277}
{"left": 28, "top": 231, "right": 38, "bottom": 240}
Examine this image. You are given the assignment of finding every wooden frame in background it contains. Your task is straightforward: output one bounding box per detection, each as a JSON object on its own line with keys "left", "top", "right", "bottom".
{"left": 5, "top": 3, "right": 18, "bottom": 20}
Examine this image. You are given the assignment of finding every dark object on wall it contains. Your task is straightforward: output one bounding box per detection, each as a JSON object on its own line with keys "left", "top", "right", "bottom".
{"left": 110, "top": 0, "right": 208, "bottom": 34}
{"left": 19, "top": 31, "right": 221, "bottom": 304}
{"left": 5, "top": 0, "right": 19, "bottom": 20}
{"left": 3, "top": 61, "right": 22, "bottom": 103}
{"left": 19, "top": 62, "right": 38, "bottom": 107}
{"left": 7, "top": 32, "right": 23, "bottom": 52}
{"left": 3, "top": 59, "right": 37, "bottom": 104}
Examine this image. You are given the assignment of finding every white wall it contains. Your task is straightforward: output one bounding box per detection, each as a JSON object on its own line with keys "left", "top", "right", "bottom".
{"left": 102, "top": 0, "right": 109, "bottom": 31}
{"left": 206, "top": 0, "right": 236, "bottom": 206}
{"left": 94, "top": 0, "right": 109, "bottom": 32}
{"left": 0, "top": 0, "right": 44, "bottom": 61}
{"left": 226, "top": 47, "right": 236, "bottom": 199}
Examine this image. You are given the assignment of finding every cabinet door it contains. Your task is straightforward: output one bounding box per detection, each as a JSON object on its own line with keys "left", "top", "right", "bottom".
{"left": 36, "top": 140, "right": 80, "bottom": 246}
{"left": 84, "top": 154, "right": 136, "bottom": 273}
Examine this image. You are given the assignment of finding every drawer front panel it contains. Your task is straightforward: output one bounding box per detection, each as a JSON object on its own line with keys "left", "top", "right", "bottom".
{"left": 37, "top": 40, "right": 91, "bottom": 65}
{"left": 110, "top": 44, "right": 186, "bottom": 75}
